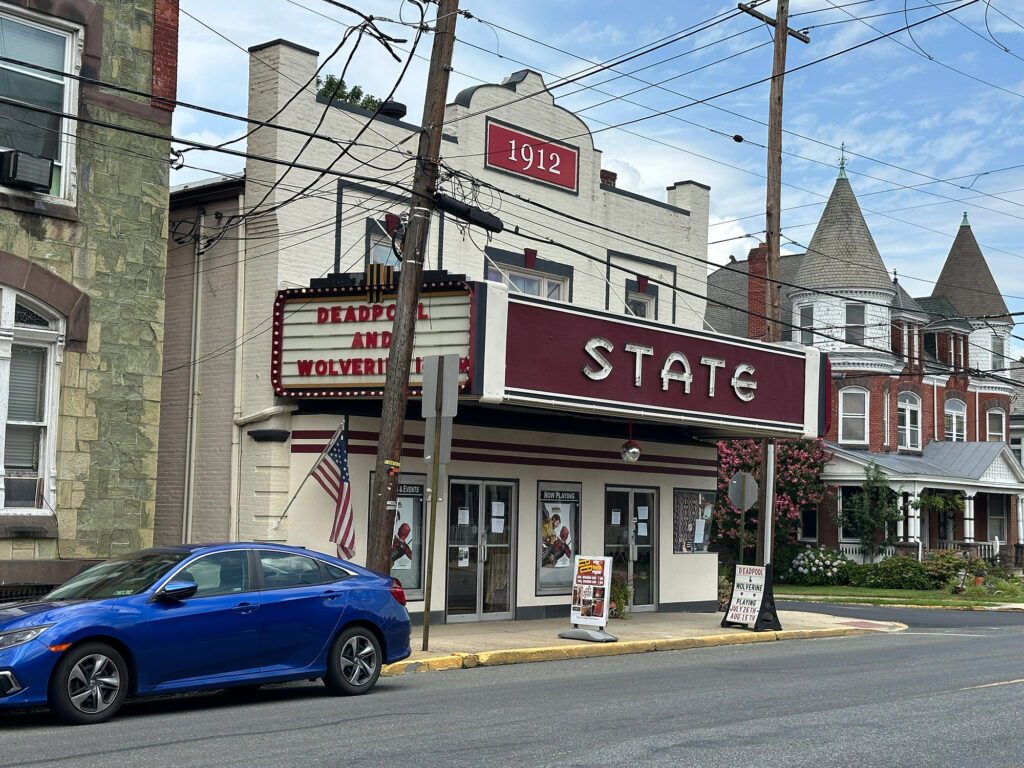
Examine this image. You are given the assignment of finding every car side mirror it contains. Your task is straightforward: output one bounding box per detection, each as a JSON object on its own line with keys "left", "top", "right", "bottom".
{"left": 157, "top": 580, "right": 199, "bottom": 602}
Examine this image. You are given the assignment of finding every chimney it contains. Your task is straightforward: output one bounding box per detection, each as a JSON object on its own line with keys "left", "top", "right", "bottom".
{"left": 600, "top": 169, "right": 617, "bottom": 187}
{"left": 747, "top": 243, "right": 767, "bottom": 341}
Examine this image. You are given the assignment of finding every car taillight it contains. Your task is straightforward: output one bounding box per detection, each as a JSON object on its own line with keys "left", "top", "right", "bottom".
{"left": 390, "top": 578, "right": 407, "bottom": 606}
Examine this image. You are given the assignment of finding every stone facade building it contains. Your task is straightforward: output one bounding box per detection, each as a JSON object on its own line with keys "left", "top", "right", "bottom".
{"left": 707, "top": 166, "right": 1024, "bottom": 563}
{"left": 0, "top": 0, "right": 178, "bottom": 594}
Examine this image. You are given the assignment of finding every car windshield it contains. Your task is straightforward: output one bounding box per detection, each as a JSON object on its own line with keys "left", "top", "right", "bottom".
{"left": 46, "top": 551, "right": 192, "bottom": 600}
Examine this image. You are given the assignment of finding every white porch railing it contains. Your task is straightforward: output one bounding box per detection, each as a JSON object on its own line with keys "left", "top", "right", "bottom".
{"left": 935, "top": 540, "right": 1000, "bottom": 560}
{"left": 839, "top": 543, "right": 895, "bottom": 564}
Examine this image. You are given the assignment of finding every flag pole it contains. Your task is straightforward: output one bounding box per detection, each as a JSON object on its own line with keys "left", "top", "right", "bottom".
{"left": 271, "top": 418, "right": 346, "bottom": 531}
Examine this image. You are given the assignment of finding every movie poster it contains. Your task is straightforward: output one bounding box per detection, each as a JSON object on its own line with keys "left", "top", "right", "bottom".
{"left": 389, "top": 482, "right": 424, "bottom": 591}
{"left": 537, "top": 483, "right": 581, "bottom": 595}
{"left": 569, "top": 556, "right": 612, "bottom": 628}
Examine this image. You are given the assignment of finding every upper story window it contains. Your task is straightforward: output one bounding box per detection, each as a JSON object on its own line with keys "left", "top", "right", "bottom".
{"left": 626, "top": 291, "right": 652, "bottom": 318}
{"left": 845, "top": 303, "right": 865, "bottom": 345}
{"left": 992, "top": 335, "right": 1006, "bottom": 373}
{"left": 0, "top": 9, "right": 80, "bottom": 198}
{"left": 897, "top": 392, "right": 921, "bottom": 450}
{"left": 1, "top": 288, "right": 64, "bottom": 511}
{"left": 986, "top": 409, "right": 1006, "bottom": 442}
{"left": 798, "top": 305, "right": 814, "bottom": 345}
{"left": 368, "top": 236, "right": 399, "bottom": 267}
{"left": 487, "top": 265, "right": 566, "bottom": 301}
{"left": 839, "top": 387, "right": 869, "bottom": 445}
{"left": 944, "top": 398, "right": 966, "bottom": 442}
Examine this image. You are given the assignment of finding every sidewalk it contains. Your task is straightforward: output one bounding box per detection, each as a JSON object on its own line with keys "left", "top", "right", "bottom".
{"left": 382, "top": 608, "right": 906, "bottom": 677}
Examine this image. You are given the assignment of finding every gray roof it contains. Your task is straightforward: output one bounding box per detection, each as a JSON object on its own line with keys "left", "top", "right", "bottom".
{"left": 892, "top": 278, "right": 926, "bottom": 318}
{"left": 705, "top": 252, "right": 805, "bottom": 337}
{"left": 827, "top": 440, "right": 1017, "bottom": 483}
{"left": 933, "top": 217, "right": 1011, "bottom": 323}
{"left": 791, "top": 175, "right": 893, "bottom": 294}
{"left": 914, "top": 295, "right": 975, "bottom": 333}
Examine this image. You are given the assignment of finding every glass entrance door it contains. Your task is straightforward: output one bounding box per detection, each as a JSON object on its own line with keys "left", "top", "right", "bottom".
{"left": 604, "top": 487, "right": 657, "bottom": 612}
{"left": 446, "top": 481, "right": 515, "bottom": 622}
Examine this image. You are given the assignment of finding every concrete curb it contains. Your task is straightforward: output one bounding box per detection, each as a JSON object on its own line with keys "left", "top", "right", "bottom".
{"left": 381, "top": 626, "right": 874, "bottom": 677}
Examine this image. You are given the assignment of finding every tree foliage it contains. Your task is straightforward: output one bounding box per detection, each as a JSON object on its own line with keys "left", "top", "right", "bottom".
{"left": 316, "top": 75, "right": 382, "bottom": 112}
{"left": 711, "top": 438, "right": 835, "bottom": 560}
{"left": 836, "top": 461, "right": 901, "bottom": 560}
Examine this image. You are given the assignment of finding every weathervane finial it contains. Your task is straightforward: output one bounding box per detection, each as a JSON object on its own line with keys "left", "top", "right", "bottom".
{"left": 838, "top": 142, "right": 848, "bottom": 179}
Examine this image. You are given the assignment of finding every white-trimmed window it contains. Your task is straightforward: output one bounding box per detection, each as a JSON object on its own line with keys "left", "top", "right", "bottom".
{"left": 0, "top": 8, "right": 81, "bottom": 198}
{"left": 798, "top": 305, "right": 813, "bottom": 345}
{"left": 944, "top": 399, "right": 966, "bottom": 442}
{"left": 487, "top": 265, "right": 566, "bottom": 301}
{"left": 992, "top": 335, "right": 1006, "bottom": 373}
{"left": 845, "top": 303, "right": 865, "bottom": 345}
{"left": 626, "top": 290, "right": 652, "bottom": 319}
{"left": 897, "top": 392, "right": 921, "bottom": 450}
{"left": 369, "top": 237, "right": 399, "bottom": 267}
{"left": 989, "top": 496, "right": 1007, "bottom": 544}
{"left": 1, "top": 287, "right": 64, "bottom": 511}
{"left": 986, "top": 409, "right": 1006, "bottom": 442}
{"left": 839, "top": 387, "right": 869, "bottom": 445}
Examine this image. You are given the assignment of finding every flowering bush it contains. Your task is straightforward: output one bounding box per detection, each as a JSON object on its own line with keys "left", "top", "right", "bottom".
{"left": 711, "top": 438, "right": 834, "bottom": 560}
{"left": 784, "top": 547, "right": 850, "bottom": 586}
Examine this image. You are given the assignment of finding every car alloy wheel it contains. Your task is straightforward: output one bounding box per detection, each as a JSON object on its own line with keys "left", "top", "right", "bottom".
{"left": 325, "top": 626, "right": 381, "bottom": 695}
{"left": 49, "top": 642, "right": 129, "bottom": 725}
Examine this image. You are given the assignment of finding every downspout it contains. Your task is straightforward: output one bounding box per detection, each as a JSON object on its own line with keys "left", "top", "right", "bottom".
{"left": 182, "top": 209, "right": 205, "bottom": 543}
{"left": 975, "top": 390, "right": 980, "bottom": 442}
{"left": 229, "top": 191, "right": 246, "bottom": 542}
{"left": 932, "top": 381, "right": 937, "bottom": 441}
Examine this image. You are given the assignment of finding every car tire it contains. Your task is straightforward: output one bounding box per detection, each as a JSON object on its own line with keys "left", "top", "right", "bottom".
{"left": 324, "top": 626, "right": 382, "bottom": 696}
{"left": 48, "top": 642, "right": 129, "bottom": 725}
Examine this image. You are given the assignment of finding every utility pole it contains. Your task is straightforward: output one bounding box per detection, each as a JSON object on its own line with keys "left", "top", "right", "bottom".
{"left": 739, "top": 1, "right": 809, "bottom": 566}
{"left": 366, "top": 0, "right": 460, "bottom": 576}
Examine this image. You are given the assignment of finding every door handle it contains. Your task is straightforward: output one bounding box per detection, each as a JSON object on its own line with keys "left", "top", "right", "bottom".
{"left": 231, "top": 602, "right": 257, "bottom": 614}
{"left": 321, "top": 590, "right": 342, "bottom": 599}
{"left": 481, "top": 542, "right": 488, "bottom": 563}
{"left": 630, "top": 545, "right": 638, "bottom": 561}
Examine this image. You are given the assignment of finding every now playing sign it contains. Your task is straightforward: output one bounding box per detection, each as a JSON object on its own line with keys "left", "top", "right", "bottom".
{"left": 721, "top": 564, "right": 782, "bottom": 632}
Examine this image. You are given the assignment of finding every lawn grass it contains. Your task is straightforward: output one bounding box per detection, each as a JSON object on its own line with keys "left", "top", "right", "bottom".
{"left": 773, "top": 584, "right": 1022, "bottom": 608}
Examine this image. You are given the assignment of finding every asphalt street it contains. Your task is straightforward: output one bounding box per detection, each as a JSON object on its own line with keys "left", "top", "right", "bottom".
{"left": 4, "top": 606, "right": 1024, "bottom": 768}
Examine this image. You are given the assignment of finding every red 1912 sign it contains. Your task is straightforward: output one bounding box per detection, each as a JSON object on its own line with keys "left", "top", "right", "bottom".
{"left": 485, "top": 120, "right": 579, "bottom": 192}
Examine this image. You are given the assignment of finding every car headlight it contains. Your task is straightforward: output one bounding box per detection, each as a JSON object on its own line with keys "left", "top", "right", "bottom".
{"left": 0, "top": 625, "right": 53, "bottom": 651}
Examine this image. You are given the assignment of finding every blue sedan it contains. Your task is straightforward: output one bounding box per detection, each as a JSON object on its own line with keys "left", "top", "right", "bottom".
{"left": 0, "top": 543, "right": 411, "bottom": 724}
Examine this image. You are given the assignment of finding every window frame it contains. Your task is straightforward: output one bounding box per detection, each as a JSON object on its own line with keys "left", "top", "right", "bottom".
{"left": 986, "top": 409, "right": 1006, "bottom": 442}
{"left": 1, "top": 287, "right": 64, "bottom": 512}
{"left": 0, "top": 6, "right": 82, "bottom": 200}
{"left": 845, "top": 303, "right": 865, "bottom": 345}
{"left": 897, "top": 392, "right": 922, "bottom": 450}
{"left": 798, "top": 304, "right": 814, "bottom": 345}
{"left": 487, "top": 264, "right": 568, "bottom": 301}
{"left": 838, "top": 387, "right": 869, "bottom": 446}
{"left": 944, "top": 398, "right": 966, "bottom": 442}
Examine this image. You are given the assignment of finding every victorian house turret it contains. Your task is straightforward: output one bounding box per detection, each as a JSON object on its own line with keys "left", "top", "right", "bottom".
{"left": 707, "top": 167, "right": 1024, "bottom": 563}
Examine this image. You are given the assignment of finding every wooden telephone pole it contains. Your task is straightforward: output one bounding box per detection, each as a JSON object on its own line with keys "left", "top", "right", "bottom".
{"left": 366, "top": 0, "right": 460, "bottom": 575}
{"left": 739, "top": 1, "right": 809, "bottom": 566}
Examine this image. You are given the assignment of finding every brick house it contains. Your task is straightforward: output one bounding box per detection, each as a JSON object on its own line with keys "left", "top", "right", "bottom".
{"left": 0, "top": 0, "right": 178, "bottom": 595}
{"left": 707, "top": 166, "right": 1024, "bottom": 563}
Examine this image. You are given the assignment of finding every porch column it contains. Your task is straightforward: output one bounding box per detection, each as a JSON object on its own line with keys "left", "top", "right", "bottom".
{"left": 1017, "top": 494, "right": 1024, "bottom": 566}
{"left": 964, "top": 494, "right": 976, "bottom": 543}
{"left": 907, "top": 491, "right": 920, "bottom": 540}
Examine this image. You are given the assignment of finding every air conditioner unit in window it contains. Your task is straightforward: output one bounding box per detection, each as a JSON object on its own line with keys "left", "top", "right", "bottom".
{"left": 0, "top": 150, "right": 54, "bottom": 192}
{"left": 4, "top": 477, "right": 43, "bottom": 508}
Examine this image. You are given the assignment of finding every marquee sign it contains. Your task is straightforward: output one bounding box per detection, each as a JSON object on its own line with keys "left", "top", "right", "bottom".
{"left": 484, "top": 119, "right": 579, "bottom": 193}
{"left": 475, "top": 289, "right": 825, "bottom": 438}
{"left": 271, "top": 280, "right": 472, "bottom": 397}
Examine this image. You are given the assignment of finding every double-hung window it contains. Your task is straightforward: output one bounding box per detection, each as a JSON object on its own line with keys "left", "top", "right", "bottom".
{"left": 845, "top": 303, "right": 865, "bottom": 345}
{"left": 839, "top": 387, "right": 869, "bottom": 445}
{"left": 798, "top": 305, "right": 814, "bottom": 345}
{"left": 0, "top": 9, "right": 79, "bottom": 197}
{"left": 986, "top": 409, "right": 1005, "bottom": 442}
{"left": 944, "top": 399, "right": 966, "bottom": 442}
{"left": 1, "top": 288, "right": 63, "bottom": 511}
{"left": 487, "top": 265, "right": 566, "bottom": 301}
{"left": 897, "top": 393, "right": 921, "bottom": 450}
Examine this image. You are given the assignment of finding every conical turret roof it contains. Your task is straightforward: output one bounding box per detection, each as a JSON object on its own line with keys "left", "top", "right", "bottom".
{"left": 792, "top": 174, "right": 893, "bottom": 294}
{"left": 932, "top": 214, "right": 1011, "bottom": 323}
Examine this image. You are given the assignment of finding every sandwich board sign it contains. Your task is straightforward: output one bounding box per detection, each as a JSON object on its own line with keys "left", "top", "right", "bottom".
{"left": 721, "top": 563, "right": 782, "bottom": 632}
{"left": 558, "top": 555, "right": 617, "bottom": 643}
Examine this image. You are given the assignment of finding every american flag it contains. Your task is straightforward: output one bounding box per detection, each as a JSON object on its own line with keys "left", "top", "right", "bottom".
{"left": 312, "top": 426, "right": 354, "bottom": 560}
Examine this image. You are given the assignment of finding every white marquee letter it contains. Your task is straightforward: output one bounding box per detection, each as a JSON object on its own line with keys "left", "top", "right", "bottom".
{"left": 583, "top": 337, "right": 614, "bottom": 380}
{"left": 700, "top": 356, "right": 725, "bottom": 397}
{"left": 731, "top": 363, "right": 757, "bottom": 402}
{"left": 660, "top": 351, "right": 692, "bottom": 393}
{"left": 624, "top": 343, "right": 654, "bottom": 387}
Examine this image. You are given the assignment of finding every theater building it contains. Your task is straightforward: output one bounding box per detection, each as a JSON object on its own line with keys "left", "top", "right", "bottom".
{"left": 160, "top": 40, "right": 824, "bottom": 622}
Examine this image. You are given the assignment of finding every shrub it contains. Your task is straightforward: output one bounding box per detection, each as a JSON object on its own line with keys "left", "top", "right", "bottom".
{"left": 923, "top": 550, "right": 967, "bottom": 589}
{"left": 851, "top": 556, "right": 931, "bottom": 590}
{"left": 784, "top": 547, "right": 851, "bottom": 586}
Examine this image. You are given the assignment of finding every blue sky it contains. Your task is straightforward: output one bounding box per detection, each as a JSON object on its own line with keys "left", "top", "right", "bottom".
{"left": 173, "top": 0, "right": 1024, "bottom": 363}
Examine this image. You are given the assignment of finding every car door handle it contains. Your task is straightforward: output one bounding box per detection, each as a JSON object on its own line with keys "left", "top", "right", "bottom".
{"left": 231, "top": 602, "right": 257, "bottom": 614}
{"left": 321, "top": 590, "right": 343, "bottom": 599}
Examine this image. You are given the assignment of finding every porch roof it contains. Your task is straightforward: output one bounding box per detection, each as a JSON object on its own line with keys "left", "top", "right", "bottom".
{"left": 824, "top": 440, "right": 1024, "bottom": 491}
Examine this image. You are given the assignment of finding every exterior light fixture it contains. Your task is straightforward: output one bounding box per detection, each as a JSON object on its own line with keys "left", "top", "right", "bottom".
{"left": 620, "top": 419, "right": 641, "bottom": 463}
